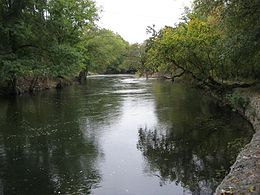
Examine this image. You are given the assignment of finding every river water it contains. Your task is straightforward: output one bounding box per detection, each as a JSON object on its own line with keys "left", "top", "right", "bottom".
{"left": 0, "top": 75, "right": 253, "bottom": 195}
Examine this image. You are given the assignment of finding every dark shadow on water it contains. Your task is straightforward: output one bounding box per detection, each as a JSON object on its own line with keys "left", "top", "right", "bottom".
{"left": 0, "top": 76, "right": 254, "bottom": 195}
{"left": 0, "top": 78, "right": 124, "bottom": 195}
{"left": 137, "top": 81, "right": 253, "bottom": 195}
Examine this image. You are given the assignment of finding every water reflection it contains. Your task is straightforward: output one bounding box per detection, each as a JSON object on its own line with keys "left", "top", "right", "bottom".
{"left": 137, "top": 81, "right": 253, "bottom": 195}
{"left": 0, "top": 78, "right": 124, "bottom": 195}
{"left": 0, "top": 76, "right": 254, "bottom": 195}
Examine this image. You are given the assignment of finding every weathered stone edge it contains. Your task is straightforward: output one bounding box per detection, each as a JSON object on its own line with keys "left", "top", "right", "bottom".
{"left": 215, "top": 95, "right": 260, "bottom": 195}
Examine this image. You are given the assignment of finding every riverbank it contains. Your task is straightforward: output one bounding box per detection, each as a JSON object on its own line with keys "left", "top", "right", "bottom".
{"left": 215, "top": 89, "right": 260, "bottom": 194}
{"left": 0, "top": 73, "right": 133, "bottom": 96}
{"left": 0, "top": 76, "right": 77, "bottom": 96}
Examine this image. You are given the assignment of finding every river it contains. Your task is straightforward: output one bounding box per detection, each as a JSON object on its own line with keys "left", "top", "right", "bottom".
{"left": 0, "top": 75, "right": 253, "bottom": 195}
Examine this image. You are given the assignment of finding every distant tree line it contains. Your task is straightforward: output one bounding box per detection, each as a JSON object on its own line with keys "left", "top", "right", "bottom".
{"left": 0, "top": 0, "right": 136, "bottom": 94}
{"left": 1, "top": 0, "right": 259, "bottom": 94}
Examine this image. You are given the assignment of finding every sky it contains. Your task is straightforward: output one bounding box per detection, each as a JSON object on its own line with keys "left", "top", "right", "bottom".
{"left": 95, "top": 0, "right": 192, "bottom": 43}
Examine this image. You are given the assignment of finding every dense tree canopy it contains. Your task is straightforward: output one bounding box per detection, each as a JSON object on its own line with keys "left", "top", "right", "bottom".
{"left": 0, "top": 0, "right": 133, "bottom": 94}
{"left": 120, "top": 43, "right": 147, "bottom": 75}
{"left": 0, "top": 0, "right": 259, "bottom": 94}
{"left": 129, "top": 0, "right": 260, "bottom": 90}
{"left": 0, "top": 0, "right": 98, "bottom": 93}
{"left": 82, "top": 28, "right": 128, "bottom": 74}
{"left": 194, "top": 0, "right": 260, "bottom": 79}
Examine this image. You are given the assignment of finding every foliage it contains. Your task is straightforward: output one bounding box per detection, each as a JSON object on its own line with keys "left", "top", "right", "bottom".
{"left": 82, "top": 28, "right": 129, "bottom": 74}
{"left": 1, "top": 0, "right": 259, "bottom": 93}
{"left": 120, "top": 43, "right": 147, "bottom": 75}
{"left": 140, "top": 0, "right": 260, "bottom": 88}
{"left": 0, "top": 0, "right": 98, "bottom": 91}
{"left": 194, "top": 0, "right": 260, "bottom": 79}
{"left": 226, "top": 92, "right": 249, "bottom": 112}
{"left": 144, "top": 18, "right": 224, "bottom": 83}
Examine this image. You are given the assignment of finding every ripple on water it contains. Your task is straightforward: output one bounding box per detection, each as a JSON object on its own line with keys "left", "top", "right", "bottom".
{"left": 112, "top": 89, "right": 146, "bottom": 95}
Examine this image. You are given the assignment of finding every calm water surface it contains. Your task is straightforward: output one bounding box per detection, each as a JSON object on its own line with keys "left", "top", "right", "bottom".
{"left": 0, "top": 75, "right": 253, "bottom": 195}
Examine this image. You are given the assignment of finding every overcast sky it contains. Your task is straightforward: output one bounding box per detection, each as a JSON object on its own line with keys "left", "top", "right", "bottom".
{"left": 95, "top": 0, "right": 192, "bottom": 43}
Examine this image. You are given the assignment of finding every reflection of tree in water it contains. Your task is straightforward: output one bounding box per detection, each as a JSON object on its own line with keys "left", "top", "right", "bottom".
{"left": 0, "top": 99, "right": 101, "bottom": 195}
{"left": 138, "top": 82, "right": 253, "bottom": 194}
{"left": 0, "top": 77, "right": 123, "bottom": 195}
{"left": 137, "top": 123, "right": 251, "bottom": 194}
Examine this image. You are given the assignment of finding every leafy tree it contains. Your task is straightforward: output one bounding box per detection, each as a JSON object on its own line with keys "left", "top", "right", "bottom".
{"left": 81, "top": 28, "right": 128, "bottom": 74}
{"left": 144, "top": 0, "right": 260, "bottom": 90}
{"left": 145, "top": 18, "right": 223, "bottom": 86}
{"left": 120, "top": 43, "right": 146, "bottom": 75}
{"left": 0, "top": 0, "right": 98, "bottom": 93}
{"left": 193, "top": 0, "right": 260, "bottom": 79}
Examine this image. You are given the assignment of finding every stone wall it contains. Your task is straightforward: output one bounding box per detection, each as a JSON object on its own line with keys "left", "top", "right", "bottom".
{"left": 215, "top": 93, "right": 260, "bottom": 194}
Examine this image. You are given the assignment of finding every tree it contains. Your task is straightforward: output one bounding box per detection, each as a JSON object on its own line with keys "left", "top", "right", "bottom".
{"left": 0, "top": 0, "right": 98, "bottom": 94}
{"left": 143, "top": 1, "right": 260, "bottom": 90}
{"left": 193, "top": 0, "right": 260, "bottom": 79}
{"left": 81, "top": 28, "right": 128, "bottom": 75}
{"left": 145, "top": 18, "right": 223, "bottom": 87}
{"left": 120, "top": 43, "right": 146, "bottom": 75}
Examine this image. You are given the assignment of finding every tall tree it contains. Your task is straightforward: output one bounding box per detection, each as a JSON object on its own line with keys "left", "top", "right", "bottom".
{"left": 0, "top": 0, "right": 98, "bottom": 93}
{"left": 143, "top": 0, "right": 259, "bottom": 90}
{"left": 81, "top": 28, "right": 128, "bottom": 74}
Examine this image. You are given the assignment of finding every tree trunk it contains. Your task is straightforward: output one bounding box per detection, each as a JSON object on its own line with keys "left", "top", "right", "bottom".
{"left": 8, "top": 75, "right": 19, "bottom": 95}
{"left": 145, "top": 72, "right": 148, "bottom": 80}
{"left": 29, "top": 76, "right": 38, "bottom": 93}
{"left": 78, "top": 69, "right": 87, "bottom": 84}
